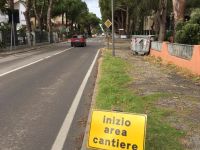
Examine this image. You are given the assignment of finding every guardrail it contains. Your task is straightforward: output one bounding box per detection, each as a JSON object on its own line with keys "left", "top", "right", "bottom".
{"left": 150, "top": 42, "right": 200, "bottom": 75}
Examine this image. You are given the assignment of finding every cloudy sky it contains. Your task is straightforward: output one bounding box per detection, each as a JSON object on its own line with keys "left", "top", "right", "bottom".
{"left": 82, "top": 0, "right": 102, "bottom": 18}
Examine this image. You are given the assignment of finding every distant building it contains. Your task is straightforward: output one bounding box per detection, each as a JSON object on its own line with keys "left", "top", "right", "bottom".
{"left": 0, "top": 0, "right": 26, "bottom": 28}
{"left": 143, "top": 16, "right": 154, "bottom": 31}
{"left": 14, "top": 0, "right": 26, "bottom": 28}
{"left": 0, "top": 10, "right": 8, "bottom": 23}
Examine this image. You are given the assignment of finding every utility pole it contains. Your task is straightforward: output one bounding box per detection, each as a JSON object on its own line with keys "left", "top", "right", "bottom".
{"left": 111, "top": 0, "right": 115, "bottom": 56}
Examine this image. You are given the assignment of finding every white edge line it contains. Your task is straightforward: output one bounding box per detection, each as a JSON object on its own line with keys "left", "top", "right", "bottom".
{"left": 51, "top": 49, "right": 100, "bottom": 150}
{"left": 0, "top": 47, "right": 73, "bottom": 77}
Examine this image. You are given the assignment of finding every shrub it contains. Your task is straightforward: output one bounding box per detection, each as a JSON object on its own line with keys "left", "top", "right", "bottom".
{"left": 175, "top": 23, "right": 200, "bottom": 45}
{"left": 0, "top": 41, "right": 6, "bottom": 49}
{"left": 175, "top": 30, "right": 186, "bottom": 44}
{"left": 175, "top": 9, "right": 200, "bottom": 45}
{"left": 190, "top": 8, "right": 200, "bottom": 24}
{"left": 176, "top": 21, "right": 186, "bottom": 31}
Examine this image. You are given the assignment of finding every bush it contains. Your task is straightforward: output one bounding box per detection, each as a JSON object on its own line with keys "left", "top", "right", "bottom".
{"left": 0, "top": 41, "right": 6, "bottom": 49}
{"left": 165, "top": 30, "right": 173, "bottom": 41}
{"left": 176, "top": 21, "right": 186, "bottom": 31}
{"left": 175, "top": 9, "right": 200, "bottom": 45}
{"left": 175, "top": 23, "right": 200, "bottom": 45}
{"left": 190, "top": 8, "right": 200, "bottom": 24}
{"left": 175, "top": 30, "right": 186, "bottom": 43}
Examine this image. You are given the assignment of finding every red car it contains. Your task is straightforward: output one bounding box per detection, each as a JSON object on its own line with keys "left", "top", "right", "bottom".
{"left": 71, "top": 35, "right": 86, "bottom": 47}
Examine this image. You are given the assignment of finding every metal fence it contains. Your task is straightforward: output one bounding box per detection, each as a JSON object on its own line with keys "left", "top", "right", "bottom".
{"left": 1, "top": 30, "right": 11, "bottom": 46}
{"left": 35, "top": 31, "right": 49, "bottom": 43}
{"left": 168, "top": 43, "right": 194, "bottom": 60}
{"left": 1, "top": 30, "right": 59, "bottom": 50}
{"left": 151, "top": 41, "right": 162, "bottom": 51}
{"left": 0, "top": 30, "right": 28, "bottom": 47}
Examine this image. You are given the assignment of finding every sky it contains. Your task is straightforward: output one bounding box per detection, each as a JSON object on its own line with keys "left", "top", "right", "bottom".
{"left": 82, "top": 0, "right": 102, "bottom": 19}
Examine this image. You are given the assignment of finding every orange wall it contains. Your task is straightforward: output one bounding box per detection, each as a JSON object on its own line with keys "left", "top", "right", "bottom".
{"left": 150, "top": 42, "right": 200, "bottom": 75}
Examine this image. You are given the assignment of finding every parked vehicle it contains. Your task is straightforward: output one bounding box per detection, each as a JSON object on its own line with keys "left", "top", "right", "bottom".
{"left": 71, "top": 35, "right": 86, "bottom": 47}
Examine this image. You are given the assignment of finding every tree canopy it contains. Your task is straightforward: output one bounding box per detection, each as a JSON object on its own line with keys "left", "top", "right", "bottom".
{"left": 99, "top": 0, "right": 200, "bottom": 42}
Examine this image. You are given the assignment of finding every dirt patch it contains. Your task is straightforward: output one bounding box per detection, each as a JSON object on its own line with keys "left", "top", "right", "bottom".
{"left": 114, "top": 48, "right": 200, "bottom": 150}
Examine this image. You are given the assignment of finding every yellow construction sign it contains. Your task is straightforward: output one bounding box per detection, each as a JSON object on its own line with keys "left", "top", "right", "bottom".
{"left": 104, "top": 19, "right": 112, "bottom": 28}
{"left": 88, "top": 110, "right": 147, "bottom": 150}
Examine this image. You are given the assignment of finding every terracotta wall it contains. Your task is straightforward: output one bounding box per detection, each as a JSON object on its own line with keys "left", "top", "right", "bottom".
{"left": 150, "top": 42, "right": 200, "bottom": 75}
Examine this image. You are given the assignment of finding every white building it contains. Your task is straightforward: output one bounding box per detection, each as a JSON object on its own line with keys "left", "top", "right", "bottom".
{"left": 14, "top": 0, "right": 26, "bottom": 28}
{"left": 0, "top": 10, "right": 8, "bottom": 23}
{"left": 0, "top": 0, "right": 26, "bottom": 28}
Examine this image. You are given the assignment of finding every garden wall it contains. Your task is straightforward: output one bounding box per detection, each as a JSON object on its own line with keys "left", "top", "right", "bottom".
{"left": 150, "top": 42, "right": 200, "bottom": 75}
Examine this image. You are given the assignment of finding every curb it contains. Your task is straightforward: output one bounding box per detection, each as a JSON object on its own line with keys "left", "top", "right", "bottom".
{"left": 81, "top": 50, "right": 102, "bottom": 150}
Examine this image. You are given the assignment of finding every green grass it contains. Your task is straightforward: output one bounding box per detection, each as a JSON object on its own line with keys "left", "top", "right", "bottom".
{"left": 95, "top": 50, "right": 185, "bottom": 150}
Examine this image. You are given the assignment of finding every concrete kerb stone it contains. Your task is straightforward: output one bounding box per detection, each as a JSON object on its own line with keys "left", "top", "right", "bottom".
{"left": 81, "top": 49, "right": 103, "bottom": 150}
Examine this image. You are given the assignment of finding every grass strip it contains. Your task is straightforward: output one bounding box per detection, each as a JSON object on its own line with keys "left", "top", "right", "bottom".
{"left": 95, "top": 50, "right": 185, "bottom": 150}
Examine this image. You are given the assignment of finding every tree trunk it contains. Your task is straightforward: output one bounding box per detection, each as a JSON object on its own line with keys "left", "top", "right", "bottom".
{"left": 33, "top": 0, "right": 45, "bottom": 31}
{"left": 88, "top": 26, "right": 92, "bottom": 37}
{"left": 71, "top": 20, "right": 74, "bottom": 31}
{"left": 159, "top": 22, "right": 166, "bottom": 41}
{"left": 65, "top": 12, "right": 68, "bottom": 27}
{"left": 158, "top": 0, "right": 167, "bottom": 41}
{"left": 173, "top": 0, "right": 186, "bottom": 29}
{"left": 62, "top": 13, "right": 64, "bottom": 25}
{"left": 129, "top": 19, "right": 134, "bottom": 35}
{"left": 9, "top": 0, "right": 18, "bottom": 46}
{"left": 125, "top": 7, "right": 129, "bottom": 35}
{"left": 47, "top": 0, "right": 53, "bottom": 43}
{"left": 24, "top": 0, "right": 32, "bottom": 46}
{"left": 121, "top": 11, "right": 124, "bottom": 30}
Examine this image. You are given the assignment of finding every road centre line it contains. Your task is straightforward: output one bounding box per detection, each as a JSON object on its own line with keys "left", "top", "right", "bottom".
{"left": 51, "top": 49, "right": 100, "bottom": 150}
{"left": 0, "top": 47, "right": 73, "bottom": 77}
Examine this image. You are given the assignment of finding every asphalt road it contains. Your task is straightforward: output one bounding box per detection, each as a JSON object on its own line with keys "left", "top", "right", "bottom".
{"left": 0, "top": 38, "right": 103, "bottom": 150}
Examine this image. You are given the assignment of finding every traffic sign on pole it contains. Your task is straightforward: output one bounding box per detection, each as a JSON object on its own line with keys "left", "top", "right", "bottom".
{"left": 104, "top": 19, "right": 112, "bottom": 28}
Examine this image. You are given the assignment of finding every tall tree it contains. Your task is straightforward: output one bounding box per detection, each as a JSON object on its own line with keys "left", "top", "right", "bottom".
{"left": 33, "top": 0, "right": 46, "bottom": 31}
{"left": 78, "top": 12, "right": 100, "bottom": 36}
{"left": 173, "top": 0, "right": 186, "bottom": 29}
{"left": 157, "top": 0, "right": 168, "bottom": 41}
{"left": 47, "top": 0, "right": 53, "bottom": 43}
{"left": 24, "top": 0, "right": 33, "bottom": 46}
{"left": 8, "top": 0, "right": 18, "bottom": 46}
{"left": 0, "top": 0, "right": 7, "bottom": 12}
{"left": 52, "top": 0, "right": 66, "bottom": 25}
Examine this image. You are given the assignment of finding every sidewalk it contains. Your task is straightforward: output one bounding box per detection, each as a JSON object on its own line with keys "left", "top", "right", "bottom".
{"left": 81, "top": 40, "right": 200, "bottom": 149}
{"left": 0, "top": 42, "right": 63, "bottom": 57}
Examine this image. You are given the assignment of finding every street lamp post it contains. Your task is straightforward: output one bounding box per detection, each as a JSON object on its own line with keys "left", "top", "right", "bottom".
{"left": 111, "top": 0, "right": 115, "bottom": 56}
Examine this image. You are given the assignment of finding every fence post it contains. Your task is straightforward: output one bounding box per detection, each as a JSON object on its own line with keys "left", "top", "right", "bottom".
{"left": 0, "top": 31, "right": 2, "bottom": 42}
{"left": 31, "top": 32, "right": 36, "bottom": 46}
{"left": 53, "top": 32, "right": 58, "bottom": 43}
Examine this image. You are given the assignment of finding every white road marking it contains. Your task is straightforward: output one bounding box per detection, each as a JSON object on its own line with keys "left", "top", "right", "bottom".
{"left": 0, "top": 47, "right": 73, "bottom": 77}
{"left": 51, "top": 49, "right": 100, "bottom": 150}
